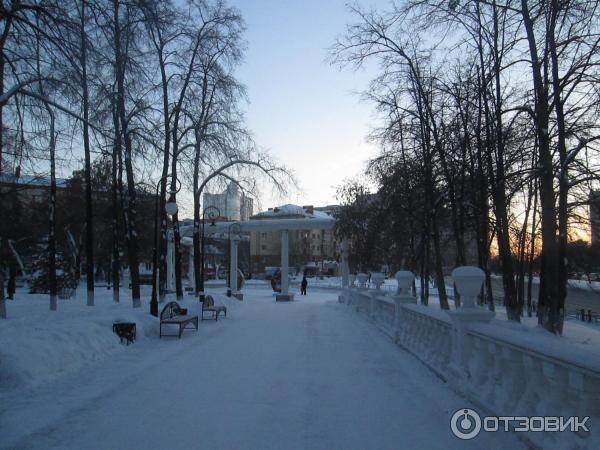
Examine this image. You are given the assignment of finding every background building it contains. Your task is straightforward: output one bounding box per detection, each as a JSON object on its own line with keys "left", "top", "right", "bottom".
{"left": 0, "top": 172, "right": 157, "bottom": 285}
{"left": 249, "top": 204, "right": 339, "bottom": 274}
{"left": 203, "top": 182, "right": 253, "bottom": 221}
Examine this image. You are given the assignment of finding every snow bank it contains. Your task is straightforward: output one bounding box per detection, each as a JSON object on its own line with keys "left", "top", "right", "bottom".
{"left": 0, "top": 286, "right": 224, "bottom": 392}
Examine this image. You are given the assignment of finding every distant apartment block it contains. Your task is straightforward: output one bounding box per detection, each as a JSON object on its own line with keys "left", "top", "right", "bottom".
{"left": 203, "top": 182, "right": 253, "bottom": 221}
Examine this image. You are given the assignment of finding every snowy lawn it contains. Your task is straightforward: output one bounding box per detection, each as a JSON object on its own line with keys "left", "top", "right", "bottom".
{"left": 1, "top": 285, "right": 526, "bottom": 450}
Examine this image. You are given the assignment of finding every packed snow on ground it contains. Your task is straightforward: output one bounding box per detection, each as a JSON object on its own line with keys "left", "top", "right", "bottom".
{"left": 1, "top": 284, "right": 527, "bottom": 450}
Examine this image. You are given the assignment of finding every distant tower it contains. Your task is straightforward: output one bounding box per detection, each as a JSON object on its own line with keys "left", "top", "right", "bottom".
{"left": 240, "top": 192, "right": 253, "bottom": 221}
{"left": 203, "top": 182, "right": 251, "bottom": 221}
{"left": 224, "top": 183, "right": 241, "bottom": 221}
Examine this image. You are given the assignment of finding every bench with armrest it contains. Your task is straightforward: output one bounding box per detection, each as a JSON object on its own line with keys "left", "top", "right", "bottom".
{"left": 160, "top": 301, "right": 199, "bottom": 338}
{"left": 202, "top": 295, "right": 227, "bottom": 321}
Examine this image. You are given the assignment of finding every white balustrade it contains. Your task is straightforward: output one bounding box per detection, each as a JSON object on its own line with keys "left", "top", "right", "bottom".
{"left": 344, "top": 265, "right": 600, "bottom": 450}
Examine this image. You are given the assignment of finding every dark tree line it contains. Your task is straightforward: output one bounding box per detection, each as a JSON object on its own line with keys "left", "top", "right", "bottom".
{"left": 331, "top": 0, "right": 600, "bottom": 334}
{"left": 0, "top": 0, "right": 289, "bottom": 318}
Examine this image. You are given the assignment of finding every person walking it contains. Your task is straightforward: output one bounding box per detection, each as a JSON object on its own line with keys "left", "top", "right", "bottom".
{"left": 301, "top": 275, "right": 308, "bottom": 296}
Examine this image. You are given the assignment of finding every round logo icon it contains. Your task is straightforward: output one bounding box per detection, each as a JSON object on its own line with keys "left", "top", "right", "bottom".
{"left": 451, "top": 408, "right": 482, "bottom": 440}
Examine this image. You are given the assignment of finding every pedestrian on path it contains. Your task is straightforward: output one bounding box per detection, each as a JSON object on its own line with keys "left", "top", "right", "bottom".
{"left": 301, "top": 275, "right": 308, "bottom": 295}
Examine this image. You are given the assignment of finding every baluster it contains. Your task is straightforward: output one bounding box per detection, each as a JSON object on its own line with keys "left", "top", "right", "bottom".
{"left": 484, "top": 341, "right": 504, "bottom": 410}
{"left": 500, "top": 346, "right": 526, "bottom": 413}
{"left": 539, "top": 361, "right": 568, "bottom": 417}
{"left": 466, "top": 336, "right": 491, "bottom": 398}
{"left": 438, "top": 324, "right": 452, "bottom": 374}
{"left": 517, "top": 354, "right": 543, "bottom": 416}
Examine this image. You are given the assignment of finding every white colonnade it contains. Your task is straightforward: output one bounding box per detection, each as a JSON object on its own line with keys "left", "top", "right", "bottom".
{"left": 170, "top": 216, "right": 340, "bottom": 301}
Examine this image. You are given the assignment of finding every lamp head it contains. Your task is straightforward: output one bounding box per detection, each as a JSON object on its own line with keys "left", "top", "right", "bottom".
{"left": 165, "top": 201, "right": 178, "bottom": 216}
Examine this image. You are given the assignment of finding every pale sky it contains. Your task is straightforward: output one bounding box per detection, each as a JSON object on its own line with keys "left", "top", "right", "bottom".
{"left": 54, "top": 0, "right": 384, "bottom": 218}
{"left": 230, "top": 0, "right": 383, "bottom": 210}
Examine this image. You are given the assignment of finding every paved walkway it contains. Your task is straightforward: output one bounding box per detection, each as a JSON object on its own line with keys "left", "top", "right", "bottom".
{"left": 2, "top": 287, "right": 525, "bottom": 450}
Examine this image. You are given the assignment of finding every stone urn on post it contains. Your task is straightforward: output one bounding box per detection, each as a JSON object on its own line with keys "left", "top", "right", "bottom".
{"left": 450, "top": 266, "right": 494, "bottom": 318}
{"left": 356, "top": 272, "right": 368, "bottom": 289}
{"left": 370, "top": 272, "right": 386, "bottom": 290}
{"left": 394, "top": 271, "right": 415, "bottom": 298}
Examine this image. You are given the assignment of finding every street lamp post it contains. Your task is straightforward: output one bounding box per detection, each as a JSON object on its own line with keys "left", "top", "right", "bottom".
{"left": 150, "top": 175, "right": 180, "bottom": 317}
{"left": 227, "top": 222, "right": 241, "bottom": 297}
{"left": 199, "top": 206, "right": 220, "bottom": 301}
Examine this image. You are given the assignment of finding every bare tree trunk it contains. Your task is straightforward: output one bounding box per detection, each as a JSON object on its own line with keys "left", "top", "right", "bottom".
{"left": 122, "top": 134, "right": 141, "bottom": 307}
{"left": 474, "top": 65, "right": 494, "bottom": 311}
{"left": 422, "top": 231, "right": 430, "bottom": 306}
{"left": 171, "top": 206, "right": 183, "bottom": 299}
{"left": 147, "top": 13, "right": 170, "bottom": 304}
{"left": 521, "top": 0, "right": 561, "bottom": 334}
{"left": 517, "top": 156, "right": 537, "bottom": 313}
{"left": 0, "top": 19, "right": 12, "bottom": 317}
{"left": 0, "top": 17, "right": 12, "bottom": 174}
{"left": 431, "top": 212, "right": 450, "bottom": 309}
{"left": 111, "top": 98, "right": 120, "bottom": 303}
{"left": 48, "top": 108, "right": 57, "bottom": 311}
{"left": 193, "top": 138, "right": 201, "bottom": 294}
{"left": 78, "top": 0, "right": 94, "bottom": 306}
{"left": 490, "top": 0, "right": 519, "bottom": 321}
{"left": 0, "top": 240, "right": 6, "bottom": 318}
{"left": 168, "top": 135, "right": 183, "bottom": 298}
{"left": 113, "top": 0, "right": 140, "bottom": 307}
{"left": 159, "top": 191, "right": 168, "bottom": 302}
{"left": 527, "top": 180, "right": 539, "bottom": 317}
{"left": 548, "top": 0, "right": 568, "bottom": 331}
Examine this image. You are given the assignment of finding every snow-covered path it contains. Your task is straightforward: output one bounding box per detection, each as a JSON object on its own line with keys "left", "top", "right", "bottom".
{"left": 2, "top": 287, "right": 526, "bottom": 450}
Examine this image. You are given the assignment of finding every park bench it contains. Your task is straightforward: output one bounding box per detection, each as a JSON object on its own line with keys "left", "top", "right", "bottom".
{"left": 160, "top": 301, "right": 199, "bottom": 338}
{"left": 202, "top": 295, "right": 227, "bottom": 321}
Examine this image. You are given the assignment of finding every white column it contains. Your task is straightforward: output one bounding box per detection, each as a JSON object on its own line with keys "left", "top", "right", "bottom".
{"left": 188, "top": 247, "right": 195, "bottom": 289}
{"left": 281, "top": 229, "right": 289, "bottom": 295}
{"left": 167, "top": 238, "right": 175, "bottom": 292}
{"left": 230, "top": 237, "right": 239, "bottom": 293}
{"left": 340, "top": 239, "right": 349, "bottom": 288}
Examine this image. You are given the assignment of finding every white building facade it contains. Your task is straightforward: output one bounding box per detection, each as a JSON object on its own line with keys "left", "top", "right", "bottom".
{"left": 203, "top": 183, "right": 253, "bottom": 221}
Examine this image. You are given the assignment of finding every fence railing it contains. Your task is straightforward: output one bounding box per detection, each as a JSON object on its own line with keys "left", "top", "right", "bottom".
{"left": 340, "top": 287, "right": 600, "bottom": 450}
